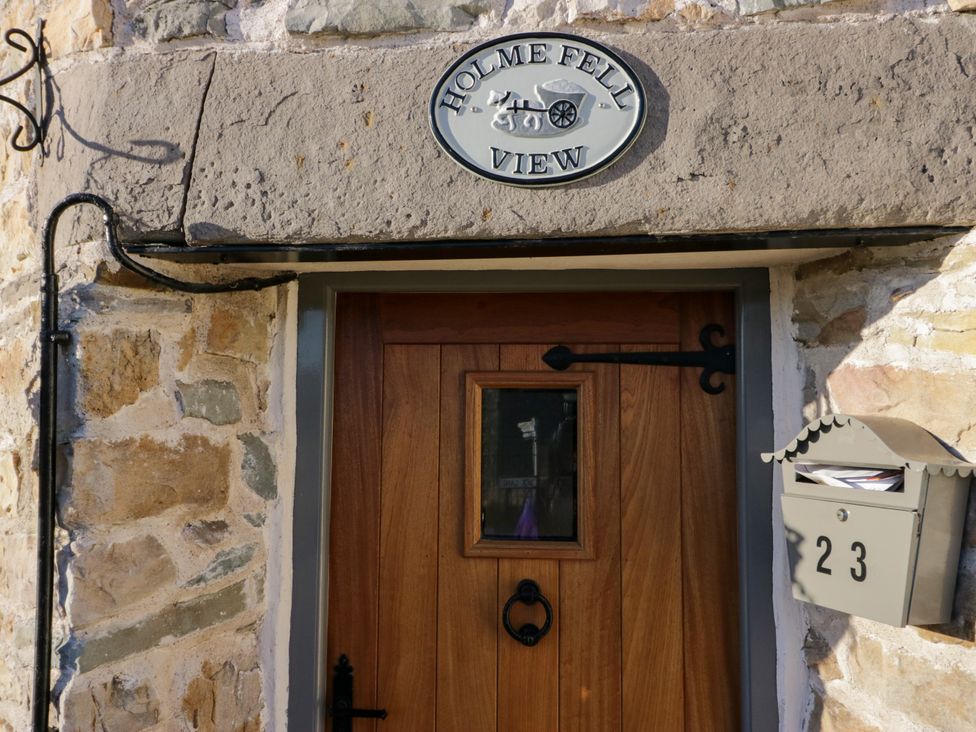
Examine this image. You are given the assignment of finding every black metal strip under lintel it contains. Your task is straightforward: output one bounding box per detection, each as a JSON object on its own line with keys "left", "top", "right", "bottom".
{"left": 122, "top": 225, "right": 971, "bottom": 264}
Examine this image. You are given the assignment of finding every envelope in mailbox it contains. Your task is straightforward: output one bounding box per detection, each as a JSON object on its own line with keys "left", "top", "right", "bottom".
{"left": 794, "top": 463, "right": 904, "bottom": 491}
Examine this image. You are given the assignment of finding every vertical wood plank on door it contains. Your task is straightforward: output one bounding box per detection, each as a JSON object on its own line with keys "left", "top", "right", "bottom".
{"left": 559, "top": 345, "right": 622, "bottom": 732}
{"left": 680, "top": 293, "right": 740, "bottom": 731}
{"left": 498, "top": 345, "right": 559, "bottom": 732}
{"left": 328, "top": 294, "right": 383, "bottom": 729}
{"left": 620, "top": 345, "right": 683, "bottom": 732}
{"left": 437, "top": 345, "right": 499, "bottom": 732}
{"left": 379, "top": 345, "right": 441, "bottom": 731}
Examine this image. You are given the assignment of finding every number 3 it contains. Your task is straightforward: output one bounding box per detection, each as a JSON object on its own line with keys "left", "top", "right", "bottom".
{"left": 850, "top": 541, "right": 867, "bottom": 582}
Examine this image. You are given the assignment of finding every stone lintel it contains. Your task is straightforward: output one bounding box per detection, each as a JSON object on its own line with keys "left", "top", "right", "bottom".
{"left": 39, "top": 17, "right": 976, "bottom": 245}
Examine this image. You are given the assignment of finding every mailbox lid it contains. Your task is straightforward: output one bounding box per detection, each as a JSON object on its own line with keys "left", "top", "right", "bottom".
{"left": 782, "top": 495, "right": 920, "bottom": 627}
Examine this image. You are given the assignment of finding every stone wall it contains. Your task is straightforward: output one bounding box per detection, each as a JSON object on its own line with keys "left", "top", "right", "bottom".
{"left": 789, "top": 234, "right": 976, "bottom": 731}
{"left": 1, "top": 0, "right": 975, "bottom": 730}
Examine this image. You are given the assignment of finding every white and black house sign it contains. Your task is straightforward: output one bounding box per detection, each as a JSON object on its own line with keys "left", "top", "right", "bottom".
{"left": 429, "top": 33, "right": 646, "bottom": 186}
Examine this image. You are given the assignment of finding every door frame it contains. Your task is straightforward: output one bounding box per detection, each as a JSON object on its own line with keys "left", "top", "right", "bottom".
{"left": 289, "top": 268, "right": 776, "bottom": 731}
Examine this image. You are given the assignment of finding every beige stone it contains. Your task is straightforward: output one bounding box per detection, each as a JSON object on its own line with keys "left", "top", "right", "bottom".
{"left": 66, "top": 435, "right": 230, "bottom": 527}
{"left": 949, "top": 0, "right": 976, "bottom": 11}
{"left": 0, "top": 452, "right": 18, "bottom": 517}
{"left": 62, "top": 673, "right": 160, "bottom": 731}
{"left": 809, "top": 693, "right": 882, "bottom": 732}
{"left": 916, "top": 329, "right": 976, "bottom": 356}
{"left": 45, "top": 0, "right": 113, "bottom": 58}
{"left": 0, "top": 532, "right": 33, "bottom": 600}
{"left": 884, "top": 649, "right": 976, "bottom": 729}
{"left": 71, "top": 535, "right": 177, "bottom": 627}
{"left": 80, "top": 329, "right": 161, "bottom": 418}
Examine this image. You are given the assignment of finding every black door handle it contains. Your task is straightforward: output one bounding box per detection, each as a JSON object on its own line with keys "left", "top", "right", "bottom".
{"left": 502, "top": 579, "right": 554, "bottom": 647}
{"left": 329, "top": 655, "right": 387, "bottom": 731}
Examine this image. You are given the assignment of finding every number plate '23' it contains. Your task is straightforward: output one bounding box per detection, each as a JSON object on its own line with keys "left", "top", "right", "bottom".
{"left": 815, "top": 536, "right": 868, "bottom": 582}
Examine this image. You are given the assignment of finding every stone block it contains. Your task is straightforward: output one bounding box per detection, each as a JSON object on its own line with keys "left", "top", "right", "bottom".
{"left": 176, "top": 379, "right": 242, "bottom": 425}
{"left": 286, "top": 0, "right": 490, "bottom": 35}
{"left": 36, "top": 50, "right": 215, "bottom": 241}
{"left": 70, "top": 535, "right": 177, "bottom": 627}
{"left": 80, "top": 329, "right": 161, "bottom": 418}
{"left": 127, "top": 0, "right": 234, "bottom": 42}
{"left": 803, "top": 627, "right": 843, "bottom": 684}
{"left": 826, "top": 365, "right": 976, "bottom": 456}
{"left": 176, "top": 17, "right": 976, "bottom": 244}
{"left": 0, "top": 532, "right": 33, "bottom": 600}
{"left": 181, "top": 658, "right": 262, "bottom": 732}
{"left": 45, "top": 0, "right": 113, "bottom": 58}
{"left": 808, "top": 692, "right": 882, "bottom": 732}
{"left": 66, "top": 435, "right": 230, "bottom": 527}
{"left": 0, "top": 452, "right": 19, "bottom": 518}
{"left": 810, "top": 307, "right": 866, "bottom": 347}
{"left": 207, "top": 304, "right": 271, "bottom": 362}
{"left": 739, "top": 0, "right": 838, "bottom": 14}
{"left": 950, "top": 0, "right": 976, "bottom": 11}
{"left": 78, "top": 579, "right": 249, "bottom": 672}
{"left": 186, "top": 544, "right": 257, "bottom": 587}
{"left": 182, "top": 519, "right": 230, "bottom": 546}
{"left": 238, "top": 434, "right": 276, "bottom": 501}
{"left": 62, "top": 674, "right": 160, "bottom": 731}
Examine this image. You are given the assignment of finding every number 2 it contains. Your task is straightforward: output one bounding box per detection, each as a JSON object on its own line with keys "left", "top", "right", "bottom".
{"left": 816, "top": 536, "right": 832, "bottom": 575}
{"left": 850, "top": 541, "right": 867, "bottom": 582}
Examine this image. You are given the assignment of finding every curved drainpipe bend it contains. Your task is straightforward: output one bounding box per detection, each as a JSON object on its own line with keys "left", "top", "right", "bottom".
{"left": 34, "top": 193, "right": 296, "bottom": 732}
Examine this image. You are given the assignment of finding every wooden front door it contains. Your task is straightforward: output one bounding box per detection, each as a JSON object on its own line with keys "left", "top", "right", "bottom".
{"left": 327, "top": 292, "right": 739, "bottom": 732}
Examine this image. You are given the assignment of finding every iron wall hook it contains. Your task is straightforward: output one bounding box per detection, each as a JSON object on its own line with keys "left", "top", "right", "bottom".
{"left": 0, "top": 20, "right": 45, "bottom": 152}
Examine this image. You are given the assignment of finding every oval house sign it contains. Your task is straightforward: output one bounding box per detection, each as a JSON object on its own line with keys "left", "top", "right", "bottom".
{"left": 429, "top": 33, "right": 646, "bottom": 186}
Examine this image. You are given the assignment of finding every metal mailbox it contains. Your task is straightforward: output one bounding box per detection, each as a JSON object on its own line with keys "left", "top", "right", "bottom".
{"left": 763, "top": 414, "right": 973, "bottom": 627}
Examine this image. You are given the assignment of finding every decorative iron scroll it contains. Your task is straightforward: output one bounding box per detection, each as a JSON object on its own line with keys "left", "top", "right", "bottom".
{"left": 0, "top": 20, "right": 44, "bottom": 152}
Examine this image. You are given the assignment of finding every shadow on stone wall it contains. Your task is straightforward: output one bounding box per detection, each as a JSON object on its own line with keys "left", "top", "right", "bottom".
{"left": 793, "top": 235, "right": 976, "bottom": 730}
{"left": 573, "top": 53, "right": 670, "bottom": 189}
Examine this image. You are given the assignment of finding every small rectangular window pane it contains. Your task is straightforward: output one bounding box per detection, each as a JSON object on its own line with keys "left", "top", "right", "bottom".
{"left": 481, "top": 388, "right": 578, "bottom": 542}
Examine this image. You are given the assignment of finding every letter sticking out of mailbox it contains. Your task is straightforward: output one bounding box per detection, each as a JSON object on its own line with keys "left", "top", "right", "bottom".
{"left": 763, "top": 415, "right": 973, "bottom": 627}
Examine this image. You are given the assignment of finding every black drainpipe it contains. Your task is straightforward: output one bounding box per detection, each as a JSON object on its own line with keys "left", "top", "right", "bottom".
{"left": 34, "top": 193, "right": 295, "bottom": 731}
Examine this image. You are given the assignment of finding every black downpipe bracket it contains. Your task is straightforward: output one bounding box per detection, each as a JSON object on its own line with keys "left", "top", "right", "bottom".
{"left": 34, "top": 193, "right": 296, "bottom": 732}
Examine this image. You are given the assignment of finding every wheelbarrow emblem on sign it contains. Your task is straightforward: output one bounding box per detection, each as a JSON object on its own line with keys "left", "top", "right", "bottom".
{"left": 488, "top": 80, "right": 590, "bottom": 138}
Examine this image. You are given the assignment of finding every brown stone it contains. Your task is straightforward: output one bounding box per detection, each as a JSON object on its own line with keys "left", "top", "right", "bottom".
{"left": 80, "top": 329, "right": 161, "bottom": 418}
{"left": 178, "top": 327, "right": 197, "bottom": 371}
{"left": 66, "top": 435, "right": 230, "bottom": 528}
{"left": 207, "top": 304, "right": 271, "bottom": 362}
{"left": 181, "top": 659, "right": 262, "bottom": 732}
{"left": 826, "top": 365, "right": 976, "bottom": 453}
{"left": 71, "top": 535, "right": 177, "bottom": 627}
{"left": 814, "top": 307, "right": 866, "bottom": 346}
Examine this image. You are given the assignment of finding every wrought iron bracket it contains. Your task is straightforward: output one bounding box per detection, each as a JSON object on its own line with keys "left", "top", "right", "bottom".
{"left": 0, "top": 19, "right": 45, "bottom": 153}
{"left": 542, "top": 324, "right": 736, "bottom": 395}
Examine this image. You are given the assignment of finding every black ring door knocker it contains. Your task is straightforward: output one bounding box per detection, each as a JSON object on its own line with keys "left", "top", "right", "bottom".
{"left": 502, "top": 579, "right": 554, "bottom": 647}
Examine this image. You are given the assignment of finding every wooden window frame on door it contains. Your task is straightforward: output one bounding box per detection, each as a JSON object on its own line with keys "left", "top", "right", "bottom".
{"left": 290, "top": 269, "right": 777, "bottom": 732}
